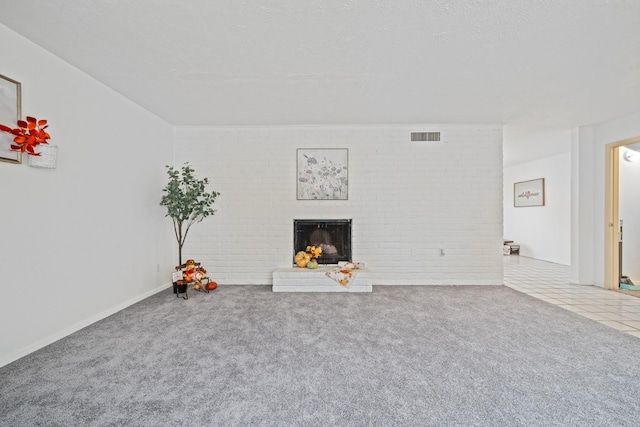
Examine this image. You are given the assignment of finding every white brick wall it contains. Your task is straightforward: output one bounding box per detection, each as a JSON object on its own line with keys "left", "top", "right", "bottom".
{"left": 174, "top": 124, "right": 503, "bottom": 285}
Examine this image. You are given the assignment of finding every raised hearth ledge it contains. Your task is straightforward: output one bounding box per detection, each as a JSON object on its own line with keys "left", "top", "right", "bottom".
{"left": 272, "top": 266, "right": 373, "bottom": 292}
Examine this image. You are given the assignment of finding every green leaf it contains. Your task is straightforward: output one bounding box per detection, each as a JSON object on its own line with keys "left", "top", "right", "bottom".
{"left": 160, "top": 163, "right": 220, "bottom": 264}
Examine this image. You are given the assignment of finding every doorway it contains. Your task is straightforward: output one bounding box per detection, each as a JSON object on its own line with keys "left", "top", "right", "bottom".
{"left": 604, "top": 137, "right": 640, "bottom": 289}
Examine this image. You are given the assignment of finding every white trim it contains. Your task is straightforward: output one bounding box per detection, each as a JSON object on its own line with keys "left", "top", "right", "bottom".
{"left": 0, "top": 282, "right": 173, "bottom": 368}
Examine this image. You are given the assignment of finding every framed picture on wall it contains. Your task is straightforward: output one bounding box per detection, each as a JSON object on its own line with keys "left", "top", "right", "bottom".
{"left": 297, "top": 148, "right": 348, "bottom": 200}
{"left": 514, "top": 178, "right": 545, "bottom": 207}
{"left": 0, "top": 74, "right": 22, "bottom": 164}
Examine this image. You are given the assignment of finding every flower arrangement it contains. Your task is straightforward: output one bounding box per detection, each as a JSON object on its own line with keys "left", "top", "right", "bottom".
{"left": 306, "top": 245, "right": 322, "bottom": 261}
{"left": 0, "top": 116, "right": 50, "bottom": 156}
{"left": 294, "top": 245, "right": 323, "bottom": 269}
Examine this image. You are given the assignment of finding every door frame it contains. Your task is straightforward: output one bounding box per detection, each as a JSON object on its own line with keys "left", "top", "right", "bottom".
{"left": 605, "top": 136, "right": 640, "bottom": 289}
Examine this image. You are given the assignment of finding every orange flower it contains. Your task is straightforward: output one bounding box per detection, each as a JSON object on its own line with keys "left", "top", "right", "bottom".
{"left": 0, "top": 116, "right": 50, "bottom": 156}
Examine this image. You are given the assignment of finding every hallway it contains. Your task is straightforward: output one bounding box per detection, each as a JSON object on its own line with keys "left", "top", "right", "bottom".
{"left": 504, "top": 255, "right": 640, "bottom": 338}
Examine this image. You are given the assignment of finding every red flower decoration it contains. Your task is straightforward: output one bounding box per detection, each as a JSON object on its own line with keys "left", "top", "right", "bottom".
{"left": 0, "top": 116, "right": 50, "bottom": 156}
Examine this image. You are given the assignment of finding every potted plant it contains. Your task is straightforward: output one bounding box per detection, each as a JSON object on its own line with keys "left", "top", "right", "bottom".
{"left": 0, "top": 116, "right": 59, "bottom": 167}
{"left": 160, "top": 163, "right": 220, "bottom": 266}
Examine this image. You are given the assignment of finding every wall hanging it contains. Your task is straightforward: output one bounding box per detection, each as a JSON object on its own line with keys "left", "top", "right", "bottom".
{"left": 0, "top": 115, "right": 56, "bottom": 168}
{"left": 297, "top": 148, "right": 348, "bottom": 200}
{"left": 0, "top": 74, "right": 22, "bottom": 164}
{"left": 514, "top": 178, "right": 545, "bottom": 207}
{"left": 28, "top": 143, "right": 58, "bottom": 169}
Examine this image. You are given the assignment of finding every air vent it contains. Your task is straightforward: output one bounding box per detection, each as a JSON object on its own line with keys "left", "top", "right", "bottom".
{"left": 411, "top": 131, "right": 441, "bottom": 142}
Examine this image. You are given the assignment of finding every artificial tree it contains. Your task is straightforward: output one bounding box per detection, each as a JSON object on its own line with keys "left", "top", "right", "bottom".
{"left": 160, "top": 163, "right": 220, "bottom": 266}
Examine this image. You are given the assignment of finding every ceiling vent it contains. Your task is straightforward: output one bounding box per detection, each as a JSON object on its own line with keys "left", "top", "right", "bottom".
{"left": 411, "top": 132, "right": 441, "bottom": 142}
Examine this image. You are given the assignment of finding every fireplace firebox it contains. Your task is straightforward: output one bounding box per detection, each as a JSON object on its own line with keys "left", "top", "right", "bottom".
{"left": 293, "top": 219, "right": 352, "bottom": 265}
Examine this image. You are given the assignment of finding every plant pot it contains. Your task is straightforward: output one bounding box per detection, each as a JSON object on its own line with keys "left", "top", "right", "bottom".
{"left": 28, "top": 144, "right": 58, "bottom": 169}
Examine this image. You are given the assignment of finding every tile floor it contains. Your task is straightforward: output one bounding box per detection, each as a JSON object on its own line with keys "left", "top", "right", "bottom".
{"left": 504, "top": 255, "right": 640, "bottom": 338}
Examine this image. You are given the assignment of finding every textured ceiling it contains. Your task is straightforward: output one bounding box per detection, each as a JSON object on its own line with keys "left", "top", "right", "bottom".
{"left": 1, "top": 1, "right": 640, "bottom": 166}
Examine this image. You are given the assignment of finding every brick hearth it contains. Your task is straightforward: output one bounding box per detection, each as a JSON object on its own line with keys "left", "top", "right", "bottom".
{"left": 272, "top": 266, "right": 373, "bottom": 292}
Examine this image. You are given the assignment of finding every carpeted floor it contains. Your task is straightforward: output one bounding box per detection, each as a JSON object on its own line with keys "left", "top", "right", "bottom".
{"left": 2, "top": 285, "right": 640, "bottom": 426}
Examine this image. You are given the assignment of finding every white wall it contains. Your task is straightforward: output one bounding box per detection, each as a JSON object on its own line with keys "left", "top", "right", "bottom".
{"left": 573, "top": 110, "right": 640, "bottom": 286}
{"left": 174, "top": 125, "right": 504, "bottom": 285}
{"left": 503, "top": 152, "right": 571, "bottom": 265}
{"left": 0, "top": 25, "right": 175, "bottom": 367}
{"left": 619, "top": 148, "right": 640, "bottom": 283}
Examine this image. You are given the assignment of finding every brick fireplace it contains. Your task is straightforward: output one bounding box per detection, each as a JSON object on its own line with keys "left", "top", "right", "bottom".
{"left": 273, "top": 218, "right": 371, "bottom": 292}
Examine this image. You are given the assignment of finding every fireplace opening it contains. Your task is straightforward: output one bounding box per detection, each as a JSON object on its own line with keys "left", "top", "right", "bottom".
{"left": 293, "top": 219, "right": 352, "bottom": 265}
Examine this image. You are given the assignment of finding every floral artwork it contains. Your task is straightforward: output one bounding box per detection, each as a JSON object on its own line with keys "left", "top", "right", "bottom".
{"left": 297, "top": 148, "right": 348, "bottom": 200}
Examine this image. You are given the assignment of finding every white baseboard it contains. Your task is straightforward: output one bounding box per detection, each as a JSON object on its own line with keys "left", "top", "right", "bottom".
{"left": 0, "top": 282, "right": 172, "bottom": 368}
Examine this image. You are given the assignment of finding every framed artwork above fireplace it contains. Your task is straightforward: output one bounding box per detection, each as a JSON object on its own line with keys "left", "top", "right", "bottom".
{"left": 297, "top": 148, "right": 348, "bottom": 200}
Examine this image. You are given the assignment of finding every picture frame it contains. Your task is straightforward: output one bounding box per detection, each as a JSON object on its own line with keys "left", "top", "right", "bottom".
{"left": 514, "top": 178, "right": 545, "bottom": 207}
{"left": 0, "top": 74, "right": 22, "bottom": 164}
{"left": 297, "top": 148, "right": 348, "bottom": 200}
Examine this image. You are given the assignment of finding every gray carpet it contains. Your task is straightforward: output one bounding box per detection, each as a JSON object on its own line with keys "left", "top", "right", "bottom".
{"left": 2, "top": 285, "right": 640, "bottom": 426}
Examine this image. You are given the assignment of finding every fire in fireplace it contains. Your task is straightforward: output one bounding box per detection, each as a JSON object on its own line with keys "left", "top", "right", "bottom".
{"left": 293, "top": 219, "right": 352, "bottom": 265}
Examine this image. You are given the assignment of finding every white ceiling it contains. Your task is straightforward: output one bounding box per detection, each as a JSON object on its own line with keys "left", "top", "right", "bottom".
{"left": 2, "top": 1, "right": 640, "bottom": 166}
